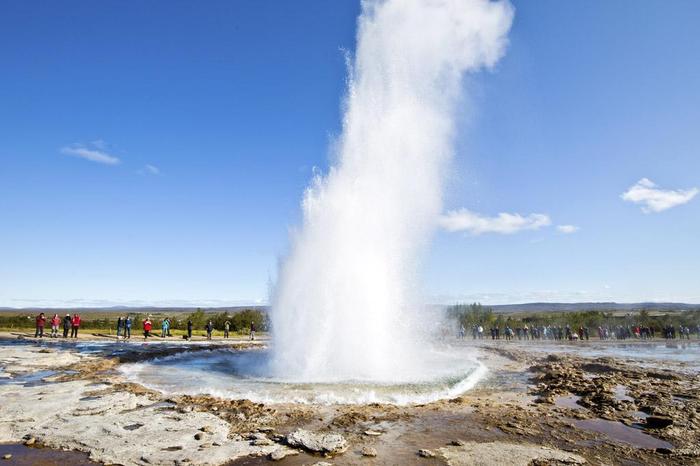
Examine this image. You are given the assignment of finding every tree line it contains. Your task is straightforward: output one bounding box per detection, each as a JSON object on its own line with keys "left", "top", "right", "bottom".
{"left": 448, "top": 302, "right": 700, "bottom": 330}
{"left": 0, "top": 308, "right": 268, "bottom": 333}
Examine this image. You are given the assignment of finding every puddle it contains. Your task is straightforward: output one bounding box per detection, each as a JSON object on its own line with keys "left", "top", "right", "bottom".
{"left": 613, "top": 385, "right": 634, "bottom": 402}
{"left": 119, "top": 401, "right": 176, "bottom": 414}
{"left": 574, "top": 419, "right": 672, "bottom": 449}
{"left": 672, "top": 394, "right": 694, "bottom": 404}
{"left": 123, "top": 423, "right": 144, "bottom": 431}
{"left": 630, "top": 410, "right": 649, "bottom": 420}
{"left": 555, "top": 395, "right": 585, "bottom": 410}
{"left": 161, "top": 446, "right": 183, "bottom": 451}
{"left": 0, "top": 443, "right": 99, "bottom": 465}
{"left": 0, "top": 370, "right": 57, "bottom": 387}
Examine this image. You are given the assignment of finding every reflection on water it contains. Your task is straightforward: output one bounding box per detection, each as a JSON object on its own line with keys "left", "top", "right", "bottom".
{"left": 120, "top": 347, "right": 487, "bottom": 405}
{"left": 506, "top": 341, "right": 700, "bottom": 372}
{"left": 574, "top": 419, "right": 672, "bottom": 449}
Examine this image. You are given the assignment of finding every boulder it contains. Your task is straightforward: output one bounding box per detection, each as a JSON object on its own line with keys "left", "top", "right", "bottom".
{"left": 286, "top": 429, "right": 348, "bottom": 455}
{"left": 646, "top": 416, "right": 673, "bottom": 429}
{"left": 361, "top": 446, "right": 377, "bottom": 457}
{"left": 269, "top": 449, "right": 299, "bottom": 461}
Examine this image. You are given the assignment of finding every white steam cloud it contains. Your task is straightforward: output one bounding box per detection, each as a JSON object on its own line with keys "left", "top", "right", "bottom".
{"left": 271, "top": 0, "right": 513, "bottom": 381}
{"left": 621, "top": 178, "right": 698, "bottom": 213}
{"left": 557, "top": 224, "right": 580, "bottom": 234}
{"left": 439, "top": 208, "right": 551, "bottom": 235}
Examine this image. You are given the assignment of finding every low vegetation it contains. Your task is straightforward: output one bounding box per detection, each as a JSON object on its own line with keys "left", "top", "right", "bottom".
{"left": 449, "top": 302, "right": 700, "bottom": 331}
{"left": 0, "top": 308, "right": 268, "bottom": 334}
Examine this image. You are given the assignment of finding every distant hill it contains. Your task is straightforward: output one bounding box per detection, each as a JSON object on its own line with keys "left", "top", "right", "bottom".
{"left": 486, "top": 302, "right": 700, "bottom": 313}
{"left": 1, "top": 302, "right": 698, "bottom": 315}
{"left": 0, "top": 305, "right": 267, "bottom": 314}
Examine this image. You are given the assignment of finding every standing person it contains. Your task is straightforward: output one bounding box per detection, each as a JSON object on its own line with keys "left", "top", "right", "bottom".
{"left": 124, "top": 315, "right": 132, "bottom": 339}
{"left": 166, "top": 318, "right": 172, "bottom": 337}
{"left": 250, "top": 321, "right": 256, "bottom": 341}
{"left": 116, "top": 316, "right": 123, "bottom": 338}
{"left": 206, "top": 321, "right": 213, "bottom": 340}
{"left": 50, "top": 314, "right": 60, "bottom": 338}
{"left": 143, "top": 318, "right": 152, "bottom": 339}
{"left": 187, "top": 319, "right": 193, "bottom": 340}
{"left": 63, "top": 314, "right": 72, "bottom": 338}
{"left": 224, "top": 320, "right": 230, "bottom": 339}
{"left": 161, "top": 318, "right": 168, "bottom": 338}
{"left": 35, "top": 313, "right": 46, "bottom": 338}
{"left": 70, "top": 314, "right": 81, "bottom": 338}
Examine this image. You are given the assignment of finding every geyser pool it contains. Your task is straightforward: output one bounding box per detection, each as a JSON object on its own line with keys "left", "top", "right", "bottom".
{"left": 120, "top": 346, "right": 486, "bottom": 405}
{"left": 269, "top": 0, "right": 514, "bottom": 382}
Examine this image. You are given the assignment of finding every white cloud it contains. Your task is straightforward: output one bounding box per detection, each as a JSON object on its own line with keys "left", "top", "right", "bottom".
{"left": 557, "top": 224, "right": 580, "bottom": 234}
{"left": 439, "top": 209, "right": 551, "bottom": 235}
{"left": 143, "top": 164, "right": 160, "bottom": 175}
{"left": 621, "top": 178, "right": 698, "bottom": 213}
{"left": 60, "top": 142, "right": 120, "bottom": 165}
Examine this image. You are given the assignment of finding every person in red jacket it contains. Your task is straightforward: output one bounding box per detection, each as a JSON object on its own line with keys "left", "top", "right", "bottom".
{"left": 35, "top": 313, "right": 46, "bottom": 338}
{"left": 71, "top": 314, "right": 81, "bottom": 338}
{"left": 143, "top": 318, "right": 152, "bottom": 339}
{"left": 50, "top": 314, "right": 60, "bottom": 338}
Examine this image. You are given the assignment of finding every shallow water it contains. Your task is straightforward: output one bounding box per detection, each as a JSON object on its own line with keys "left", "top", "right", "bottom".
{"left": 574, "top": 419, "right": 673, "bottom": 449}
{"left": 555, "top": 394, "right": 585, "bottom": 410}
{"left": 502, "top": 340, "right": 700, "bottom": 372}
{"left": 120, "top": 347, "right": 487, "bottom": 405}
{"left": 0, "top": 370, "right": 57, "bottom": 387}
{"left": 0, "top": 444, "right": 98, "bottom": 466}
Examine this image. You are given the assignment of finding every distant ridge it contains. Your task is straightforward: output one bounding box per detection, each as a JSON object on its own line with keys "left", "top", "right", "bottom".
{"left": 0, "top": 305, "right": 267, "bottom": 313}
{"left": 485, "top": 302, "right": 700, "bottom": 313}
{"left": 1, "top": 302, "right": 699, "bottom": 313}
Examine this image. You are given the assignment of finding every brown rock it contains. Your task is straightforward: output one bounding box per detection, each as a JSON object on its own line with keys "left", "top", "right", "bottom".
{"left": 646, "top": 416, "right": 673, "bottom": 429}
{"left": 361, "top": 446, "right": 377, "bottom": 457}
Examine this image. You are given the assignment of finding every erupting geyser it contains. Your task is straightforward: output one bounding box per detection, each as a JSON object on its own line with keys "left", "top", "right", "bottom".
{"left": 271, "top": 0, "right": 513, "bottom": 382}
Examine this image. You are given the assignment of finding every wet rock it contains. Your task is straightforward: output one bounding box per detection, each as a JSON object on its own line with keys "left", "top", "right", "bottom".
{"left": 361, "top": 446, "right": 377, "bottom": 457}
{"left": 418, "top": 449, "right": 435, "bottom": 458}
{"left": 451, "top": 439, "right": 465, "bottom": 446}
{"left": 269, "top": 449, "right": 299, "bottom": 461}
{"left": 286, "top": 429, "right": 348, "bottom": 455}
{"left": 2, "top": 454, "right": 11, "bottom": 460}
{"left": 251, "top": 438, "right": 273, "bottom": 446}
{"left": 655, "top": 447, "right": 673, "bottom": 455}
{"left": 440, "top": 441, "right": 586, "bottom": 465}
{"left": 24, "top": 437, "right": 36, "bottom": 446}
{"left": 646, "top": 416, "right": 673, "bottom": 429}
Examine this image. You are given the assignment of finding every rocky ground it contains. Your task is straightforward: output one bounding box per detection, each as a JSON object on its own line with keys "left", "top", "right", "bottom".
{"left": 0, "top": 336, "right": 698, "bottom": 465}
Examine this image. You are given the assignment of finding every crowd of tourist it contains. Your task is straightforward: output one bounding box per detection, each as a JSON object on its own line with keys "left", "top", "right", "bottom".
{"left": 33, "top": 312, "right": 82, "bottom": 338}
{"left": 30, "top": 313, "right": 258, "bottom": 342}
{"left": 459, "top": 323, "right": 700, "bottom": 341}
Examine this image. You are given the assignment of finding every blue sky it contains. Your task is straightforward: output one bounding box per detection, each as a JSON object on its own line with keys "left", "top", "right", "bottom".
{"left": 1, "top": 0, "right": 699, "bottom": 307}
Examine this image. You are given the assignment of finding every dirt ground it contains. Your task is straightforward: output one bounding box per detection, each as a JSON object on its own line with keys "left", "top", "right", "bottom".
{"left": 1, "top": 335, "right": 699, "bottom": 465}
